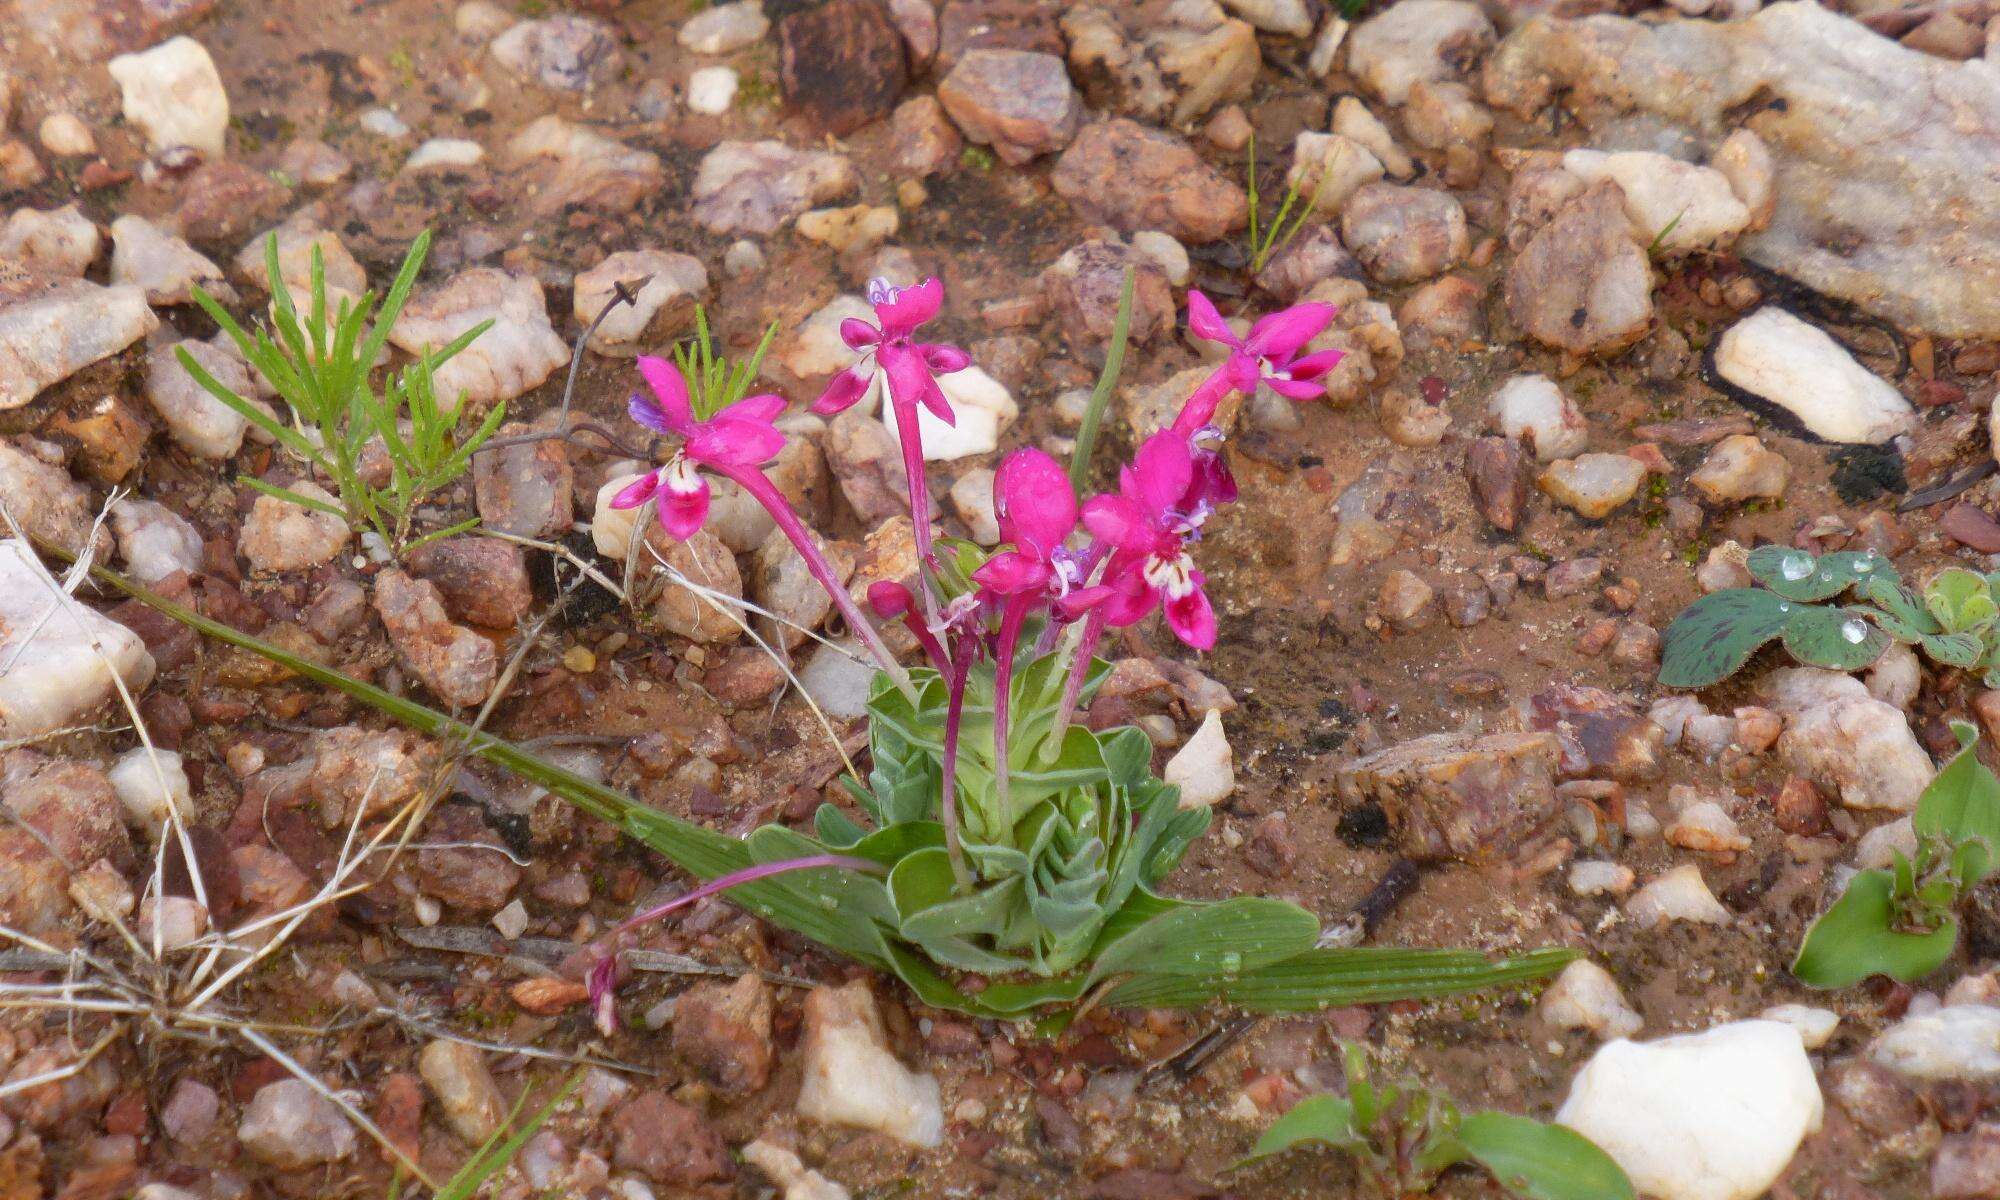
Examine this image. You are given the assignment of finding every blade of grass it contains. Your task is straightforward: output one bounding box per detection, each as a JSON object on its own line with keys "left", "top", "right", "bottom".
{"left": 1067, "top": 266, "right": 1135, "bottom": 496}
{"left": 432, "top": 1071, "right": 580, "bottom": 1200}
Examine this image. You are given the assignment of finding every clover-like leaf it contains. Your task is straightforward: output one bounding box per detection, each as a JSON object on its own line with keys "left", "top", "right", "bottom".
{"left": 1779, "top": 604, "right": 1891, "bottom": 672}
{"left": 1659, "top": 588, "right": 1798, "bottom": 688}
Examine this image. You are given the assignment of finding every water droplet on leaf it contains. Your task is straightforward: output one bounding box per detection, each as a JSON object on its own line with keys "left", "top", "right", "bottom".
{"left": 1841, "top": 618, "right": 1868, "bottom": 644}
{"left": 1779, "top": 552, "right": 1814, "bottom": 581}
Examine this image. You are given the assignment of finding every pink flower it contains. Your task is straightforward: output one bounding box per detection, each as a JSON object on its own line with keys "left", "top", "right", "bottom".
{"left": 1176, "top": 292, "right": 1344, "bottom": 435}
{"left": 971, "top": 448, "right": 1083, "bottom": 603}
{"left": 611, "top": 356, "right": 787, "bottom": 540}
{"left": 1077, "top": 431, "right": 1218, "bottom": 650}
{"left": 811, "top": 277, "right": 970, "bottom": 421}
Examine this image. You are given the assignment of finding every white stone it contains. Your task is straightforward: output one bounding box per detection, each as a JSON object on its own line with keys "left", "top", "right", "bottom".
{"left": 1713, "top": 308, "right": 1914, "bottom": 445}
{"left": 1624, "top": 864, "right": 1730, "bottom": 928}
{"left": 455, "top": 0, "right": 514, "bottom": 40}
{"left": 1285, "top": 132, "right": 1384, "bottom": 215}
{"left": 1537, "top": 453, "right": 1646, "bottom": 519}
{"left": 142, "top": 895, "right": 207, "bottom": 948}
{"left": 237, "top": 1079, "right": 357, "bottom": 1168}
{"left": 1556, "top": 1020, "right": 1822, "bottom": 1200}
{"left": 389, "top": 269, "right": 569, "bottom": 411}
{"left": 1761, "top": 667, "right": 1934, "bottom": 812}
{"left": 1562, "top": 149, "right": 1751, "bottom": 252}
{"left": 107, "top": 37, "right": 229, "bottom": 158}
{"left": 1308, "top": 14, "right": 1350, "bottom": 77}
{"left": 591, "top": 473, "right": 646, "bottom": 560}
{"left": 692, "top": 140, "right": 857, "bottom": 237}
{"left": 742, "top": 1140, "right": 851, "bottom": 1200}
{"left": 798, "top": 639, "right": 877, "bottom": 720}
{"left": 687, "top": 66, "right": 739, "bottom": 115}
{"left": 1665, "top": 798, "right": 1750, "bottom": 854}
{"left": 1489, "top": 373, "right": 1586, "bottom": 461}
{"left": 1871, "top": 1005, "right": 2000, "bottom": 1080}
{"left": 679, "top": 2, "right": 770, "bottom": 54}
{"left": 1567, "top": 860, "right": 1634, "bottom": 896}
{"left": 1164, "top": 709, "right": 1234, "bottom": 809}
{"left": 1331, "top": 97, "right": 1414, "bottom": 180}
{"left": 240, "top": 480, "right": 350, "bottom": 573}
{"left": 1855, "top": 815, "right": 1916, "bottom": 869}
{"left": 491, "top": 898, "right": 529, "bottom": 939}
{"left": 0, "top": 539, "right": 156, "bottom": 741}
{"left": 357, "top": 108, "right": 409, "bottom": 139}
{"left": 1221, "top": 0, "right": 1312, "bottom": 35}
{"left": 1, "top": 205, "right": 99, "bottom": 277}
{"left": 405, "top": 138, "right": 484, "bottom": 170}
{"left": 1866, "top": 641, "right": 1922, "bottom": 711}
{"left": 572, "top": 250, "right": 708, "bottom": 355}
{"left": 109, "top": 215, "right": 232, "bottom": 306}
{"left": 782, "top": 296, "right": 876, "bottom": 379}
{"left": 1711, "top": 129, "right": 1775, "bottom": 231}
{"left": 1761, "top": 1004, "right": 1839, "bottom": 1050}
{"left": 235, "top": 216, "right": 367, "bottom": 309}
{"left": 0, "top": 279, "right": 157, "bottom": 411}
{"left": 108, "top": 747, "right": 189, "bottom": 834}
{"left": 503, "top": 116, "right": 666, "bottom": 215}
{"left": 797, "top": 981, "right": 942, "bottom": 1147}
{"left": 111, "top": 497, "right": 203, "bottom": 583}
{"left": 1346, "top": 0, "right": 1493, "bottom": 105}
{"left": 948, "top": 467, "right": 999, "bottom": 545}
{"left": 874, "top": 364, "right": 1018, "bottom": 462}
{"left": 1131, "top": 230, "right": 1190, "bottom": 286}
{"left": 37, "top": 113, "right": 95, "bottom": 158}
{"left": 144, "top": 339, "right": 274, "bottom": 460}
{"left": 1539, "top": 960, "right": 1642, "bottom": 1040}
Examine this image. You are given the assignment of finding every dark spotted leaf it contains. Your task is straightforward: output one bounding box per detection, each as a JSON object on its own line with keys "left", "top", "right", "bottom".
{"left": 1780, "top": 604, "right": 1891, "bottom": 672}
{"left": 1748, "top": 546, "right": 1888, "bottom": 602}
{"left": 1658, "top": 588, "right": 1797, "bottom": 688}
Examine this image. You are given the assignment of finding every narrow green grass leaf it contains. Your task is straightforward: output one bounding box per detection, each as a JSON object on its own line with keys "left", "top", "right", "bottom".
{"left": 1067, "top": 266, "right": 1134, "bottom": 495}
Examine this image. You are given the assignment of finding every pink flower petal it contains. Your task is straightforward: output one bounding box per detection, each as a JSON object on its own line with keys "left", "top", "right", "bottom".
{"left": 922, "top": 343, "right": 970, "bottom": 374}
{"left": 1163, "top": 580, "right": 1217, "bottom": 650}
{"left": 883, "top": 345, "right": 956, "bottom": 428}
{"left": 1243, "top": 302, "right": 1336, "bottom": 360}
{"left": 1172, "top": 369, "right": 1234, "bottom": 438}
{"left": 1224, "top": 351, "right": 1261, "bottom": 394}
{"left": 1097, "top": 568, "right": 1159, "bottom": 628}
{"left": 867, "top": 580, "right": 915, "bottom": 618}
{"left": 689, "top": 417, "right": 786, "bottom": 468}
{"left": 1283, "top": 348, "right": 1346, "bottom": 382}
{"left": 876, "top": 277, "right": 942, "bottom": 338}
{"left": 656, "top": 475, "right": 711, "bottom": 540}
{"left": 1124, "top": 430, "right": 1195, "bottom": 520}
{"left": 972, "top": 550, "right": 1052, "bottom": 596}
{"left": 1265, "top": 376, "right": 1326, "bottom": 402}
{"left": 719, "top": 392, "right": 788, "bottom": 424}
{"left": 993, "top": 447, "right": 1076, "bottom": 557}
{"left": 811, "top": 365, "right": 872, "bottom": 415}
{"left": 1185, "top": 290, "right": 1240, "bottom": 348}
{"left": 609, "top": 470, "right": 661, "bottom": 509}
{"left": 635, "top": 356, "right": 694, "bottom": 432}
{"left": 839, "top": 317, "right": 883, "bottom": 351}
{"left": 1082, "top": 494, "right": 1152, "bottom": 550}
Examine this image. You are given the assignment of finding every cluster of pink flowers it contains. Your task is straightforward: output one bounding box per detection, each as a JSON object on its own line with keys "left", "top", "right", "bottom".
{"left": 587, "top": 278, "right": 1340, "bottom": 1022}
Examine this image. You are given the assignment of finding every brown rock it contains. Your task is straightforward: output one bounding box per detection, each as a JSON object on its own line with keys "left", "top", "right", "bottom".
{"left": 1339, "top": 183, "right": 1468, "bottom": 284}
{"left": 372, "top": 570, "right": 497, "bottom": 708}
{"left": 1770, "top": 775, "right": 1827, "bottom": 837}
{"left": 1942, "top": 503, "right": 2000, "bottom": 553}
{"left": 1051, "top": 118, "right": 1248, "bottom": 245}
{"left": 671, "top": 974, "right": 775, "bottom": 1096}
{"left": 1254, "top": 224, "right": 1362, "bottom": 302}
{"left": 644, "top": 527, "right": 744, "bottom": 644}
{"left": 171, "top": 161, "right": 288, "bottom": 246}
{"left": 1518, "top": 685, "right": 1663, "bottom": 781}
{"left": 1399, "top": 275, "right": 1487, "bottom": 349}
{"left": 937, "top": 48, "right": 1080, "bottom": 165}
{"left": 1463, "top": 436, "right": 1527, "bottom": 532}
{"left": 779, "top": 0, "right": 909, "bottom": 136}
{"left": 1336, "top": 730, "right": 1561, "bottom": 861}
{"left": 46, "top": 394, "right": 149, "bottom": 485}
{"left": 1505, "top": 181, "right": 1654, "bottom": 356}
{"left": 0, "top": 752, "right": 131, "bottom": 934}
{"left": 890, "top": 95, "right": 961, "bottom": 176}
{"left": 413, "top": 804, "right": 520, "bottom": 913}
{"left": 473, "top": 424, "right": 573, "bottom": 538}
{"left": 937, "top": 0, "right": 1064, "bottom": 70}
{"left": 1041, "top": 239, "right": 1173, "bottom": 351}
{"left": 405, "top": 536, "right": 533, "bottom": 629}
{"left": 611, "top": 1091, "right": 733, "bottom": 1187}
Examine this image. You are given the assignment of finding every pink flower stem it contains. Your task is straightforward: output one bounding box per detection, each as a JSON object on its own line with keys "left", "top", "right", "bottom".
{"left": 938, "top": 643, "right": 973, "bottom": 891}
{"left": 1174, "top": 368, "right": 1235, "bottom": 438}
{"left": 887, "top": 392, "right": 943, "bottom": 621}
{"left": 1041, "top": 609, "right": 1106, "bottom": 763}
{"left": 719, "top": 464, "right": 917, "bottom": 702}
{"left": 990, "top": 593, "right": 1033, "bottom": 825}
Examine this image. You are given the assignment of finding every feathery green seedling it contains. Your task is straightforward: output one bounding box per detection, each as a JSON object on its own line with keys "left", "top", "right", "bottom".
{"left": 669, "top": 306, "right": 779, "bottom": 421}
{"left": 1242, "top": 1045, "right": 1632, "bottom": 1200}
{"left": 178, "top": 230, "right": 504, "bottom": 556}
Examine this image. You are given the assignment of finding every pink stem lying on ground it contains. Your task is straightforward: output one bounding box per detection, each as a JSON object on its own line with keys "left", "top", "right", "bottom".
{"left": 719, "top": 463, "right": 917, "bottom": 702}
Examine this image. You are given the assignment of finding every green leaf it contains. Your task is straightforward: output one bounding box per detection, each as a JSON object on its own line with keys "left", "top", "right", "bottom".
{"left": 1068, "top": 265, "right": 1133, "bottom": 495}
{"left": 1243, "top": 1095, "right": 1364, "bottom": 1161}
{"left": 1915, "top": 723, "right": 2000, "bottom": 885}
{"left": 1928, "top": 568, "right": 1999, "bottom": 633}
{"left": 1779, "top": 604, "right": 1890, "bottom": 672}
{"left": 1920, "top": 630, "right": 1988, "bottom": 670}
{"left": 1101, "top": 946, "right": 1577, "bottom": 1012}
{"left": 1791, "top": 869, "right": 1959, "bottom": 988}
{"left": 238, "top": 476, "right": 351, "bottom": 520}
{"left": 1659, "top": 588, "right": 1798, "bottom": 688}
{"left": 1458, "top": 1112, "right": 1634, "bottom": 1200}
{"left": 1747, "top": 546, "right": 1880, "bottom": 601}
{"left": 1861, "top": 577, "right": 1938, "bottom": 640}
{"left": 1085, "top": 897, "right": 1318, "bottom": 984}
{"left": 434, "top": 1072, "right": 580, "bottom": 1200}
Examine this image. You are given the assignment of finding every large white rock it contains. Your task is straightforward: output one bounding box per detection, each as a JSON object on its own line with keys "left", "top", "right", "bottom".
{"left": 110, "top": 216, "right": 233, "bottom": 306}
{"left": 1556, "top": 1020, "right": 1823, "bottom": 1200}
{"left": 1871, "top": 1005, "right": 2000, "bottom": 1081}
{"left": 0, "top": 539, "right": 156, "bottom": 740}
{"left": 874, "top": 365, "right": 1018, "bottom": 461}
{"left": 144, "top": 339, "right": 271, "bottom": 461}
{"left": 1562, "top": 149, "right": 1750, "bottom": 252}
{"left": 107, "top": 37, "right": 229, "bottom": 159}
{"left": 1761, "top": 667, "right": 1934, "bottom": 812}
{"left": 388, "top": 269, "right": 569, "bottom": 411}
{"left": 679, "top": 1, "right": 770, "bottom": 53}
{"left": 0, "top": 205, "right": 99, "bottom": 277}
{"left": 796, "top": 981, "right": 942, "bottom": 1147}
{"left": 1489, "top": 373, "right": 1586, "bottom": 461}
{"left": 1713, "top": 307, "right": 1914, "bottom": 444}
{"left": 0, "top": 279, "right": 158, "bottom": 411}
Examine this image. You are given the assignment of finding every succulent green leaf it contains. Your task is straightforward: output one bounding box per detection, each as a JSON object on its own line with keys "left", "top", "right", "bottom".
{"left": 1659, "top": 588, "right": 1799, "bottom": 688}
{"left": 1779, "top": 604, "right": 1890, "bottom": 672}
{"left": 1791, "top": 868, "right": 1959, "bottom": 988}
{"left": 1084, "top": 897, "right": 1319, "bottom": 983}
{"left": 1914, "top": 723, "right": 2000, "bottom": 885}
{"left": 1927, "top": 568, "right": 2000, "bottom": 634}
{"left": 1457, "top": 1112, "right": 1635, "bottom": 1200}
{"left": 1243, "top": 1095, "right": 1365, "bottom": 1161}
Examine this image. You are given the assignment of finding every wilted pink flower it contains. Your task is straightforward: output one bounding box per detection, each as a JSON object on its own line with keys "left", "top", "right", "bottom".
{"left": 1176, "top": 291, "right": 1343, "bottom": 434}
{"left": 611, "top": 356, "right": 787, "bottom": 539}
{"left": 1077, "top": 431, "right": 1218, "bottom": 650}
